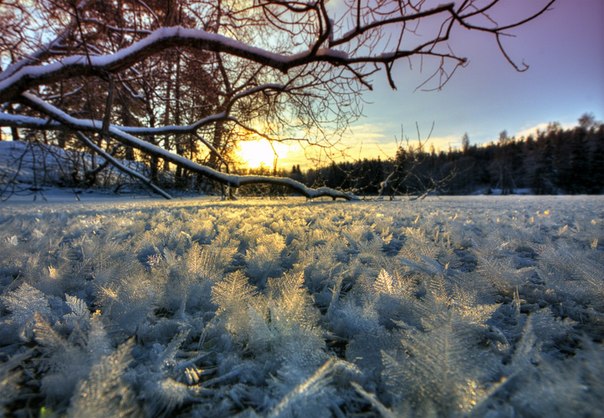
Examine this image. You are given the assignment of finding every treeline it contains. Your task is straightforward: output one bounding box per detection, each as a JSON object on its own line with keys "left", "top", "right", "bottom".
{"left": 285, "top": 117, "right": 604, "bottom": 196}
{"left": 4, "top": 116, "right": 602, "bottom": 198}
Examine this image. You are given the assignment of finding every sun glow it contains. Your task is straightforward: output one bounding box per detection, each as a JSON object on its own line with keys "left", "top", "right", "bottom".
{"left": 236, "top": 139, "right": 289, "bottom": 169}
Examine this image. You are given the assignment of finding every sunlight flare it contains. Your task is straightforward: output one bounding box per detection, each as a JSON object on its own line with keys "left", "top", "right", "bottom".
{"left": 236, "top": 139, "right": 289, "bottom": 170}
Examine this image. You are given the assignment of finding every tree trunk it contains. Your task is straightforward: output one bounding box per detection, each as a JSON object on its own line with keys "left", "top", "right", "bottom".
{"left": 209, "top": 119, "right": 225, "bottom": 169}
{"left": 162, "top": 66, "right": 172, "bottom": 173}
{"left": 174, "top": 53, "right": 185, "bottom": 186}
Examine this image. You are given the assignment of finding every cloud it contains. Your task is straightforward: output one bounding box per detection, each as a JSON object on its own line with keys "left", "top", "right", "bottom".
{"left": 278, "top": 122, "right": 465, "bottom": 169}
{"left": 514, "top": 121, "right": 574, "bottom": 139}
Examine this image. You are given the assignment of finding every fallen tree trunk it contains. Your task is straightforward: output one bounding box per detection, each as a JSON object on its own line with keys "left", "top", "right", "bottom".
{"left": 1, "top": 101, "right": 357, "bottom": 201}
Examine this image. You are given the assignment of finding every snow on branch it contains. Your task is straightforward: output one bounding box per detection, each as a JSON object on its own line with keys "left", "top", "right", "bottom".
{"left": 0, "top": 81, "right": 289, "bottom": 139}
{"left": 14, "top": 94, "right": 357, "bottom": 201}
{"left": 0, "top": 27, "right": 346, "bottom": 103}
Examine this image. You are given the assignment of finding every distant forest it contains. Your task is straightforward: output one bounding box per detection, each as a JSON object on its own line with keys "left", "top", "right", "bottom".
{"left": 275, "top": 116, "right": 604, "bottom": 196}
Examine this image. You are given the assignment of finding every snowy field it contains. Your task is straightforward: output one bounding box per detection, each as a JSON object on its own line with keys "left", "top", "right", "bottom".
{"left": 0, "top": 195, "right": 603, "bottom": 417}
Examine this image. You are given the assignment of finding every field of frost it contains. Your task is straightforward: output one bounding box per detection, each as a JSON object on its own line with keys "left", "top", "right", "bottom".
{"left": 0, "top": 196, "right": 603, "bottom": 417}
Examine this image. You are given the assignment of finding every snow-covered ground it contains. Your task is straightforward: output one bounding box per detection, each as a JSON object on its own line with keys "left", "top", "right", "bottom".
{"left": 0, "top": 196, "right": 603, "bottom": 417}
{"left": 0, "top": 140, "right": 150, "bottom": 200}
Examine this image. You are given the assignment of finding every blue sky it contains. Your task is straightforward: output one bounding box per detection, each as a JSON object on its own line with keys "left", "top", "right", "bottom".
{"left": 360, "top": 0, "right": 602, "bottom": 146}
{"left": 281, "top": 0, "right": 603, "bottom": 166}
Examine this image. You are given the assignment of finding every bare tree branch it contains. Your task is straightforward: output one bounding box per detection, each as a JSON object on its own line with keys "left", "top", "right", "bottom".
{"left": 75, "top": 131, "right": 173, "bottom": 199}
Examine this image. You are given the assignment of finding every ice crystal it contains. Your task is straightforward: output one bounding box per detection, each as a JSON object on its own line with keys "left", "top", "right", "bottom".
{"left": 246, "top": 232, "right": 286, "bottom": 286}
{"left": 212, "top": 270, "right": 257, "bottom": 315}
{"left": 0, "top": 196, "right": 601, "bottom": 417}
{"left": 2, "top": 283, "right": 52, "bottom": 326}
{"left": 383, "top": 311, "right": 500, "bottom": 415}
{"left": 67, "top": 339, "right": 139, "bottom": 418}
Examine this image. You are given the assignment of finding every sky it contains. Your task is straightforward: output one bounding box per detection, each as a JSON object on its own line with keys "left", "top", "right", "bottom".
{"left": 275, "top": 0, "right": 604, "bottom": 169}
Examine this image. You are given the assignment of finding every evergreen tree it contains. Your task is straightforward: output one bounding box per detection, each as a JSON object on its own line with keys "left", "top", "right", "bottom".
{"left": 461, "top": 133, "right": 470, "bottom": 154}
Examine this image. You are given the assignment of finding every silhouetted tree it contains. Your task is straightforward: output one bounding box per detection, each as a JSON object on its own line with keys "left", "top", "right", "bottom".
{"left": 462, "top": 133, "right": 470, "bottom": 155}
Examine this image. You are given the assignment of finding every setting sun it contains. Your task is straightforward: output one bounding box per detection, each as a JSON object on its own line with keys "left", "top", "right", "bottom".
{"left": 236, "top": 139, "right": 289, "bottom": 169}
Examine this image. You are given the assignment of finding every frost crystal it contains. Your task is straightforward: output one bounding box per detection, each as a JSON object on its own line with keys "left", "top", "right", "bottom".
{"left": 0, "top": 196, "right": 601, "bottom": 417}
